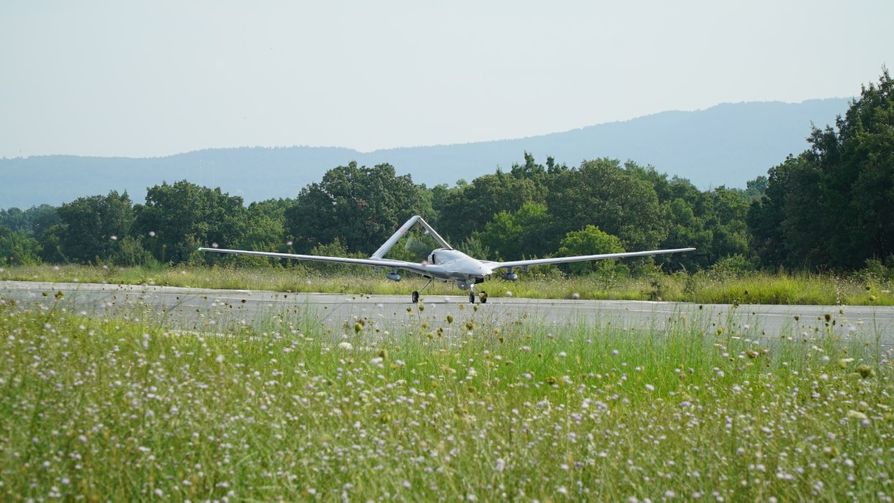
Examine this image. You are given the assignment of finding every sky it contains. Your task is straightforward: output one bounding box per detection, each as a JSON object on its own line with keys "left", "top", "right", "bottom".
{"left": 1, "top": 0, "right": 891, "bottom": 158}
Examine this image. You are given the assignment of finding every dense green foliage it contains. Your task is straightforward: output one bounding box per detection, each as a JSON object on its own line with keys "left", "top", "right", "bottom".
{"left": 284, "top": 162, "right": 431, "bottom": 254}
{"left": 749, "top": 70, "right": 894, "bottom": 269}
{"left": 45, "top": 191, "right": 134, "bottom": 263}
{"left": 133, "top": 181, "right": 249, "bottom": 263}
{"left": 1, "top": 73, "right": 891, "bottom": 275}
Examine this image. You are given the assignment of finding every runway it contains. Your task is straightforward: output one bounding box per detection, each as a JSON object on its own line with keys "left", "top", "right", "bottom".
{"left": 2, "top": 281, "right": 893, "bottom": 342}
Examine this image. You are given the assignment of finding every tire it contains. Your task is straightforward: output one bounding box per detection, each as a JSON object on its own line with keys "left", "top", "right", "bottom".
{"left": 469, "top": 292, "right": 475, "bottom": 304}
{"left": 412, "top": 291, "right": 419, "bottom": 303}
{"left": 480, "top": 291, "right": 488, "bottom": 304}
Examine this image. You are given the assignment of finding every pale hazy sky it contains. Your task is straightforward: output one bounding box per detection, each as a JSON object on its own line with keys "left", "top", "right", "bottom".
{"left": 1, "top": 0, "right": 891, "bottom": 158}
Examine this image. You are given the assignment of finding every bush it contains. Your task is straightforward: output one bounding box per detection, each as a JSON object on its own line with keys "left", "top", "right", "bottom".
{"left": 861, "top": 257, "right": 894, "bottom": 282}
{"left": 113, "top": 236, "right": 156, "bottom": 267}
{"left": 0, "top": 229, "right": 41, "bottom": 266}
{"left": 709, "top": 254, "right": 755, "bottom": 278}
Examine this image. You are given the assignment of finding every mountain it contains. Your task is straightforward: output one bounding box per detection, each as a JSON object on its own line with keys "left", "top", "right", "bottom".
{"left": 1, "top": 98, "right": 849, "bottom": 209}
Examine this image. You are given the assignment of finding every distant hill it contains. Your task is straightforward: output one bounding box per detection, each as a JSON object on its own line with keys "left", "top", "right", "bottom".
{"left": 0, "top": 98, "right": 849, "bottom": 208}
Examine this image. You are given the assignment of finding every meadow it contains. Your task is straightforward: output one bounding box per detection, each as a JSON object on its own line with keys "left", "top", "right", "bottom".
{"left": 2, "top": 263, "right": 894, "bottom": 306}
{"left": 0, "top": 294, "right": 892, "bottom": 501}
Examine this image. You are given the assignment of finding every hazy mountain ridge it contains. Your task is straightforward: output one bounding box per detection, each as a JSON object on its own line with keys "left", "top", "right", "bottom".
{"left": 1, "top": 98, "right": 849, "bottom": 208}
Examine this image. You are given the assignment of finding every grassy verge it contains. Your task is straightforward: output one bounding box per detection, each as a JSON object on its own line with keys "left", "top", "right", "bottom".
{"left": 0, "top": 298, "right": 891, "bottom": 500}
{"left": 2, "top": 264, "right": 894, "bottom": 305}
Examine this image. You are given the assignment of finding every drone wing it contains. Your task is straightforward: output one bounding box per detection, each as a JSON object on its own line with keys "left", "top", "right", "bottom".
{"left": 491, "top": 247, "right": 695, "bottom": 270}
{"left": 198, "top": 247, "right": 430, "bottom": 275}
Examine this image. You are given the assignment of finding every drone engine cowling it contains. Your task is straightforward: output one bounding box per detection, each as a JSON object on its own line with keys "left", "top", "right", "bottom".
{"left": 503, "top": 271, "right": 519, "bottom": 281}
{"left": 386, "top": 271, "right": 401, "bottom": 282}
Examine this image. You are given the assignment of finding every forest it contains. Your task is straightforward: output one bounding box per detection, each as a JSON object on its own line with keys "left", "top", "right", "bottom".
{"left": 2, "top": 72, "right": 892, "bottom": 277}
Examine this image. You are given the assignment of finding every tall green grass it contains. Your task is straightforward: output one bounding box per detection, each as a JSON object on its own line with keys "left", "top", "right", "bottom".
{"left": 2, "top": 264, "right": 894, "bottom": 305}
{"left": 0, "top": 298, "right": 891, "bottom": 500}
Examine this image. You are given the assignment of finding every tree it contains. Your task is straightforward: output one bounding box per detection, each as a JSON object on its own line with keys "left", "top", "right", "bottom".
{"left": 477, "top": 202, "right": 553, "bottom": 260}
{"left": 558, "top": 225, "right": 625, "bottom": 274}
{"left": 52, "top": 191, "right": 134, "bottom": 263}
{"left": 434, "top": 156, "right": 549, "bottom": 243}
{"left": 134, "top": 181, "right": 247, "bottom": 264}
{"left": 748, "top": 70, "right": 894, "bottom": 269}
{"left": 744, "top": 176, "right": 768, "bottom": 201}
{"left": 0, "top": 226, "right": 41, "bottom": 265}
{"left": 284, "top": 163, "right": 431, "bottom": 254}
{"left": 241, "top": 199, "right": 293, "bottom": 252}
{"left": 702, "top": 187, "right": 751, "bottom": 264}
{"left": 547, "top": 159, "right": 667, "bottom": 250}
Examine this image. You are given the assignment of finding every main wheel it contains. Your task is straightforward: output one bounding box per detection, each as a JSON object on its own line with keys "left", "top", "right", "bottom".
{"left": 469, "top": 291, "right": 475, "bottom": 304}
{"left": 412, "top": 291, "right": 420, "bottom": 303}
{"left": 480, "top": 291, "right": 488, "bottom": 304}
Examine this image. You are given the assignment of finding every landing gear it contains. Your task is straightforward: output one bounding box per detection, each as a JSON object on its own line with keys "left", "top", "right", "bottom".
{"left": 411, "top": 278, "right": 434, "bottom": 303}
{"left": 467, "top": 285, "right": 487, "bottom": 304}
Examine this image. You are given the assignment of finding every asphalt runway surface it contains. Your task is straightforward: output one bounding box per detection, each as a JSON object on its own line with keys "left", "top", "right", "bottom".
{"left": 3, "top": 281, "right": 894, "bottom": 343}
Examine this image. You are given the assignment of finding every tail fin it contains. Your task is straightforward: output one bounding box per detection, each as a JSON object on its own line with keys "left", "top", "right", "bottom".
{"left": 370, "top": 215, "right": 452, "bottom": 259}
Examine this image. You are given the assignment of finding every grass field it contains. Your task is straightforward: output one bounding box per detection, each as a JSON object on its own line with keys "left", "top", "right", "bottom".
{"left": 1, "top": 297, "right": 892, "bottom": 500}
{"left": 2, "top": 263, "right": 894, "bottom": 306}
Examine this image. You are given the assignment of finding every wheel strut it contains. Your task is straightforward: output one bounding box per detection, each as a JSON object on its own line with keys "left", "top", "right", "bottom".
{"left": 411, "top": 278, "right": 434, "bottom": 303}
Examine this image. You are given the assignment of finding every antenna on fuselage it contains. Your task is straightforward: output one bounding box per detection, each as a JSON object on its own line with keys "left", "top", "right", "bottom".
{"left": 370, "top": 215, "right": 453, "bottom": 259}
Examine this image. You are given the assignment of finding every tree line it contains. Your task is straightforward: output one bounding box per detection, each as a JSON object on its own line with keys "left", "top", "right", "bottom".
{"left": 2, "top": 72, "right": 892, "bottom": 274}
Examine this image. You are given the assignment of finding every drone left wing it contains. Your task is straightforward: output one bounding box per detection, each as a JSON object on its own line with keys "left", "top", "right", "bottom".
{"left": 490, "top": 247, "right": 695, "bottom": 270}
{"left": 198, "top": 247, "right": 430, "bottom": 275}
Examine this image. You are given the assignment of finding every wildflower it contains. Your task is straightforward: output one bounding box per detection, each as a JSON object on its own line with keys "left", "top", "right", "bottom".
{"left": 645, "top": 384, "right": 655, "bottom": 392}
{"left": 846, "top": 410, "right": 868, "bottom": 421}
{"left": 495, "top": 458, "right": 506, "bottom": 472}
{"left": 215, "top": 354, "right": 225, "bottom": 363}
